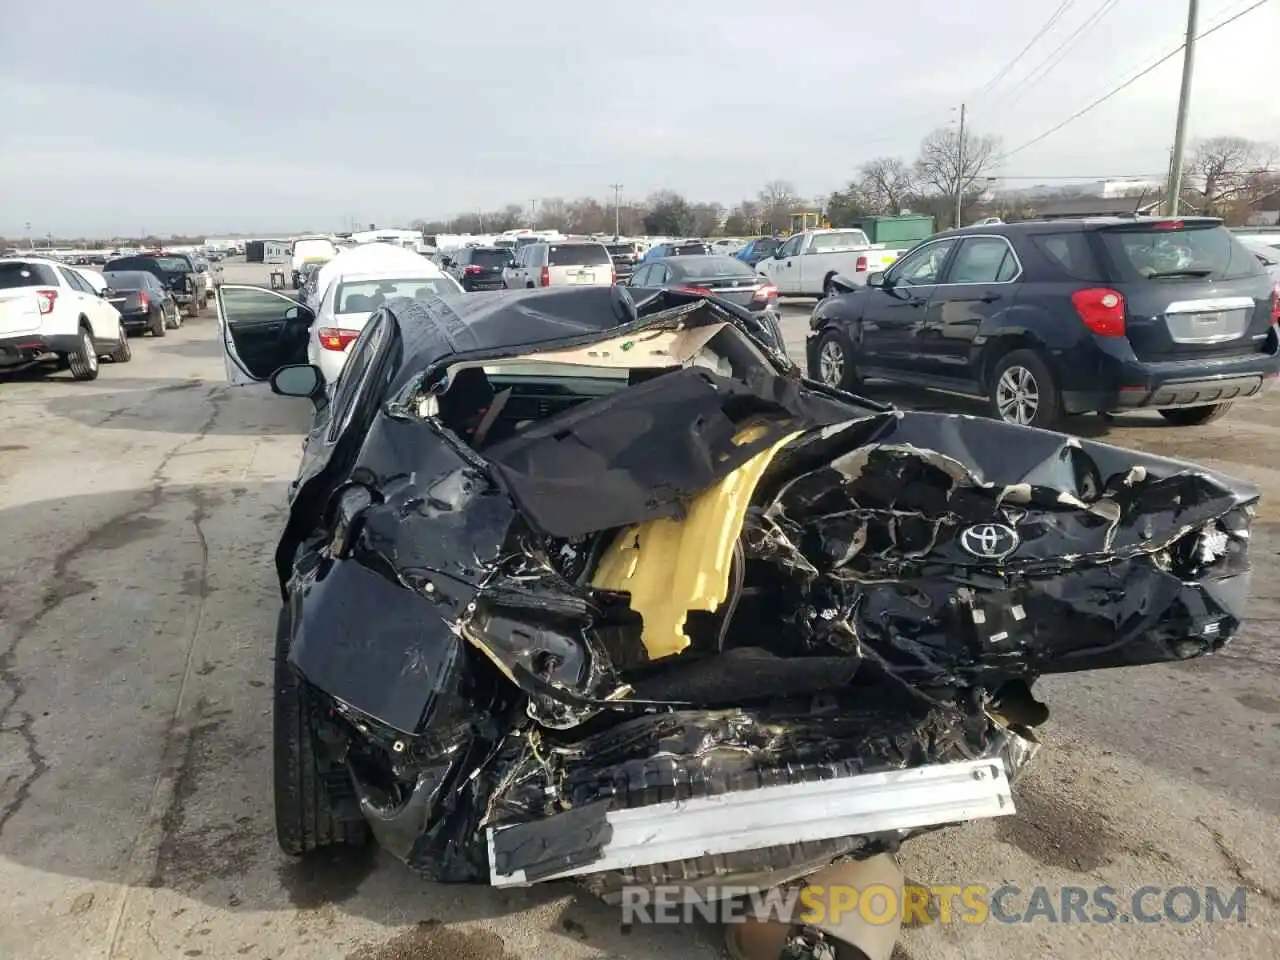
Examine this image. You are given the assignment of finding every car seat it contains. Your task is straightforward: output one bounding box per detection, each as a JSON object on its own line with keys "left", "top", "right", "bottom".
{"left": 342, "top": 294, "right": 373, "bottom": 314}
{"left": 437, "top": 368, "right": 496, "bottom": 443}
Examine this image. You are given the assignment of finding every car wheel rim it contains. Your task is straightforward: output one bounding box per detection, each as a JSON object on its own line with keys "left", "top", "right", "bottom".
{"left": 84, "top": 332, "right": 98, "bottom": 371}
{"left": 996, "top": 365, "right": 1039, "bottom": 424}
{"left": 819, "top": 341, "right": 844, "bottom": 385}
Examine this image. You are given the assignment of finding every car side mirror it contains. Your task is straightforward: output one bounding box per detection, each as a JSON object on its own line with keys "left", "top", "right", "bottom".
{"left": 867, "top": 271, "right": 887, "bottom": 288}
{"left": 270, "top": 364, "right": 325, "bottom": 399}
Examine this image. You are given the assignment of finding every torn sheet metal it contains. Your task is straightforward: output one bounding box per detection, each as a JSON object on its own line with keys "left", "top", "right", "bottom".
{"left": 590, "top": 424, "right": 802, "bottom": 660}
{"left": 275, "top": 290, "right": 1259, "bottom": 900}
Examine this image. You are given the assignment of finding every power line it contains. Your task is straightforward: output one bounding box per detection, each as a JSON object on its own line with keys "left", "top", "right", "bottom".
{"left": 994, "top": 0, "right": 1272, "bottom": 162}
{"left": 972, "top": 0, "right": 1075, "bottom": 102}
{"left": 990, "top": 0, "right": 1122, "bottom": 111}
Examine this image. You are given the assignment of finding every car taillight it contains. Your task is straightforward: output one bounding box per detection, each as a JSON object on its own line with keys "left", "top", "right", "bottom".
{"left": 35, "top": 289, "right": 58, "bottom": 314}
{"left": 855, "top": 256, "right": 868, "bottom": 272}
{"left": 752, "top": 283, "right": 779, "bottom": 302}
{"left": 1271, "top": 283, "right": 1280, "bottom": 325}
{"left": 1071, "top": 287, "right": 1126, "bottom": 337}
{"left": 137, "top": 292, "right": 149, "bottom": 310}
{"left": 539, "top": 266, "right": 550, "bottom": 287}
{"left": 611, "top": 266, "right": 617, "bottom": 284}
{"left": 317, "top": 327, "right": 360, "bottom": 351}
{"left": 1150, "top": 219, "right": 1185, "bottom": 231}
{"left": 464, "top": 264, "right": 483, "bottom": 275}
{"left": 673, "top": 285, "right": 713, "bottom": 296}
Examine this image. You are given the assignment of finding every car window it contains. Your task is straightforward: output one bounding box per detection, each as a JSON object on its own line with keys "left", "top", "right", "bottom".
{"left": 651, "top": 265, "right": 670, "bottom": 284}
{"left": 468, "top": 248, "right": 511, "bottom": 267}
{"left": 1029, "top": 232, "right": 1105, "bottom": 282}
{"left": 889, "top": 240, "right": 955, "bottom": 285}
{"left": 328, "top": 312, "right": 387, "bottom": 442}
{"left": 1097, "top": 224, "right": 1262, "bottom": 282}
{"left": 335, "top": 277, "right": 458, "bottom": 312}
{"left": 671, "top": 256, "right": 755, "bottom": 279}
{"left": 630, "top": 265, "right": 651, "bottom": 285}
{"left": 946, "top": 237, "right": 1019, "bottom": 284}
{"left": 547, "top": 244, "right": 610, "bottom": 267}
{"left": 0, "top": 261, "right": 59, "bottom": 288}
{"left": 58, "top": 266, "right": 87, "bottom": 291}
{"left": 777, "top": 236, "right": 802, "bottom": 258}
{"left": 808, "top": 231, "right": 870, "bottom": 252}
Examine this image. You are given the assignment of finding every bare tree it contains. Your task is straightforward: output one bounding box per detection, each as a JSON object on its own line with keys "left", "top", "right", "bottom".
{"left": 1186, "top": 137, "right": 1279, "bottom": 214}
{"left": 757, "top": 180, "right": 799, "bottom": 232}
{"left": 856, "top": 158, "right": 916, "bottom": 215}
{"left": 690, "top": 202, "right": 726, "bottom": 237}
{"left": 914, "top": 126, "right": 1001, "bottom": 226}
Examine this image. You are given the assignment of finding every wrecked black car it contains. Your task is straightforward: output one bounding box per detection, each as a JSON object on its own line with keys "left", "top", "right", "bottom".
{"left": 217, "top": 281, "right": 1256, "bottom": 959}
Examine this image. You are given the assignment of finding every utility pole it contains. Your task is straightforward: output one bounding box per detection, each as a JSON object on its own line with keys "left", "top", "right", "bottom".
{"left": 609, "top": 183, "right": 624, "bottom": 238}
{"left": 528, "top": 199, "right": 538, "bottom": 229}
{"left": 954, "top": 103, "right": 966, "bottom": 229}
{"left": 1166, "top": 0, "right": 1199, "bottom": 216}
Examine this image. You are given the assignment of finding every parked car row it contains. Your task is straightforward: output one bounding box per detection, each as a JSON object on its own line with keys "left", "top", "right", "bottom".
{"left": 804, "top": 216, "right": 1280, "bottom": 430}
{"left": 0, "top": 253, "right": 211, "bottom": 380}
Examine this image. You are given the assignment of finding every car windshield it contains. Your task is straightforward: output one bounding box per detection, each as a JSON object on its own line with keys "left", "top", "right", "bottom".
{"left": 606, "top": 244, "right": 637, "bottom": 256}
{"left": 673, "top": 243, "right": 711, "bottom": 256}
{"left": 0, "top": 261, "right": 58, "bottom": 288}
{"left": 467, "top": 249, "right": 511, "bottom": 267}
{"left": 103, "top": 271, "right": 151, "bottom": 289}
{"left": 809, "top": 231, "right": 870, "bottom": 251}
{"left": 335, "top": 276, "right": 458, "bottom": 313}
{"left": 1098, "top": 224, "right": 1261, "bottom": 281}
{"left": 548, "top": 244, "right": 610, "bottom": 267}
{"left": 673, "top": 256, "right": 755, "bottom": 279}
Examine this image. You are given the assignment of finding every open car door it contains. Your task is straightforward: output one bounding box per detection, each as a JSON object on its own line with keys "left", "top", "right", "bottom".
{"left": 216, "top": 285, "right": 314, "bottom": 385}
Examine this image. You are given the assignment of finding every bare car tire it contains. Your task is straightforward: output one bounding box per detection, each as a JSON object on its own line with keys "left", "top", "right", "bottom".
{"left": 167, "top": 304, "right": 183, "bottom": 330}
{"left": 67, "top": 327, "right": 100, "bottom": 381}
{"left": 814, "top": 328, "right": 861, "bottom": 390}
{"left": 274, "top": 605, "right": 369, "bottom": 855}
{"left": 1158, "top": 404, "right": 1232, "bottom": 426}
{"left": 151, "top": 308, "right": 167, "bottom": 337}
{"left": 988, "top": 349, "right": 1061, "bottom": 429}
{"left": 108, "top": 333, "right": 132, "bottom": 363}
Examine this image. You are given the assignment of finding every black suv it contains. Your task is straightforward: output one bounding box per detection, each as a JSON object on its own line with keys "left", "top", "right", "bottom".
{"left": 104, "top": 254, "right": 200, "bottom": 316}
{"left": 441, "top": 246, "right": 512, "bottom": 291}
{"left": 807, "top": 217, "right": 1280, "bottom": 429}
{"left": 605, "top": 241, "right": 642, "bottom": 282}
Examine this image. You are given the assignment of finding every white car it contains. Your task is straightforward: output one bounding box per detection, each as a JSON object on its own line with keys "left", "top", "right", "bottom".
{"left": 306, "top": 269, "right": 461, "bottom": 383}
{"left": 74, "top": 266, "right": 110, "bottom": 294}
{"left": 216, "top": 252, "right": 462, "bottom": 388}
{"left": 291, "top": 236, "right": 339, "bottom": 288}
{"left": 0, "top": 257, "right": 130, "bottom": 379}
{"left": 502, "top": 241, "right": 614, "bottom": 289}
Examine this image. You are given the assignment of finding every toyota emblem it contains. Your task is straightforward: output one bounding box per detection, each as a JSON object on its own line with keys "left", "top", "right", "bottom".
{"left": 958, "top": 523, "right": 1020, "bottom": 560}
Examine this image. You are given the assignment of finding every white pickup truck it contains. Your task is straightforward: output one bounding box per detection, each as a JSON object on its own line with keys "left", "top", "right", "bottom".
{"left": 755, "top": 228, "right": 902, "bottom": 298}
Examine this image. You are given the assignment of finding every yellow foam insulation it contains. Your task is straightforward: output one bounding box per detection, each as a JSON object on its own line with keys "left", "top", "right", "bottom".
{"left": 590, "top": 423, "right": 802, "bottom": 660}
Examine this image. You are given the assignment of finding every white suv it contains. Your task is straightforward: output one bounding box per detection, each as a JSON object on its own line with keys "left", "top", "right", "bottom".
{"left": 502, "top": 241, "right": 615, "bottom": 289}
{"left": 0, "top": 257, "right": 130, "bottom": 380}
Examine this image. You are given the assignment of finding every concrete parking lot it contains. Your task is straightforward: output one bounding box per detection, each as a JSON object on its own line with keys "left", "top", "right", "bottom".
{"left": 0, "top": 262, "right": 1277, "bottom": 960}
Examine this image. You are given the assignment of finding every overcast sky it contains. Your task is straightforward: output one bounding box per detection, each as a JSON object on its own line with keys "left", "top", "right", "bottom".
{"left": 2, "top": 0, "right": 1276, "bottom": 236}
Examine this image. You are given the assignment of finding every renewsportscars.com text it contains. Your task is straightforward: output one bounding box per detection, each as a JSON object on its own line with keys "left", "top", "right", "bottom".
{"left": 620, "top": 883, "right": 1250, "bottom": 926}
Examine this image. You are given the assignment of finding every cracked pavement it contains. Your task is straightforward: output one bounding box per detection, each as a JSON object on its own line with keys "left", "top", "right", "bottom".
{"left": 0, "top": 267, "right": 1277, "bottom": 960}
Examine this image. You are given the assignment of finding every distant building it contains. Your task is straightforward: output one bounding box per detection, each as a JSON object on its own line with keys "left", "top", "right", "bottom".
{"left": 244, "top": 239, "right": 291, "bottom": 263}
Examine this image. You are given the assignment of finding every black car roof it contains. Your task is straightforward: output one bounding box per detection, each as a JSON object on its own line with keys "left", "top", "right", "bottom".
{"left": 931, "top": 216, "right": 1226, "bottom": 241}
